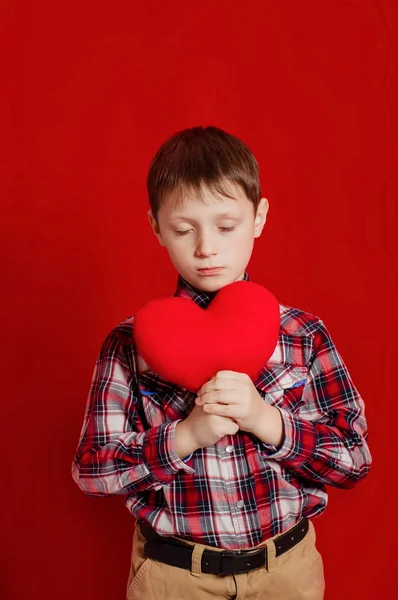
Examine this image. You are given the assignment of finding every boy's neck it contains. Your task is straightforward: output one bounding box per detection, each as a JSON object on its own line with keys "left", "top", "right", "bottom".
{"left": 174, "top": 272, "right": 250, "bottom": 307}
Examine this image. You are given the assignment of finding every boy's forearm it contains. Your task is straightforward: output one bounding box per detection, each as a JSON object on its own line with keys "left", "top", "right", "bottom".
{"left": 174, "top": 421, "right": 200, "bottom": 459}
{"left": 251, "top": 405, "right": 285, "bottom": 448}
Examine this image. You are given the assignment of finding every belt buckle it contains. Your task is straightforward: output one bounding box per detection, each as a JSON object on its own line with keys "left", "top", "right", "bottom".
{"left": 219, "top": 549, "right": 243, "bottom": 574}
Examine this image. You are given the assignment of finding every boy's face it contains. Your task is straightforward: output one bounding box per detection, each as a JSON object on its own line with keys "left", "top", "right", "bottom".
{"left": 148, "top": 184, "right": 268, "bottom": 292}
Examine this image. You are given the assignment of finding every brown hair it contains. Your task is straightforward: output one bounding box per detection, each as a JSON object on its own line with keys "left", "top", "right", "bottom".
{"left": 147, "top": 126, "right": 261, "bottom": 221}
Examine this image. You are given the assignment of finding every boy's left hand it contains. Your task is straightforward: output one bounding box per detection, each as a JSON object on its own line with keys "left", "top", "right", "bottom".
{"left": 196, "top": 370, "right": 273, "bottom": 435}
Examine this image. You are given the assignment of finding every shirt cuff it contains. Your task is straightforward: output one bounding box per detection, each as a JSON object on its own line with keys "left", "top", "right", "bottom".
{"left": 261, "top": 407, "right": 317, "bottom": 467}
{"left": 142, "top": 421, "right": 195, "bottom": 485}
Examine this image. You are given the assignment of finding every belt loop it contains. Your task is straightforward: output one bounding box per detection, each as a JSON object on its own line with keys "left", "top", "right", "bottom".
{"left": 265, "top": 538, "right": 277, "bottom": 573}
{"left": 190, "top": 543, "right": 206, "bottom": 578}
{"left": 309, "top": 519, "right": 316, "bottom": 543}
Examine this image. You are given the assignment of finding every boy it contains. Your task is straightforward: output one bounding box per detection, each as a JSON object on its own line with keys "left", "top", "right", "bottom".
{"left": 71, "top": 126, "right": 372, "bottom": 599}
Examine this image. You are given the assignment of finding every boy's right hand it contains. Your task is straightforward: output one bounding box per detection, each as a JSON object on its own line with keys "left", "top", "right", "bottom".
{"left": 174, "top": 403, "right": 239, "bottom": 459}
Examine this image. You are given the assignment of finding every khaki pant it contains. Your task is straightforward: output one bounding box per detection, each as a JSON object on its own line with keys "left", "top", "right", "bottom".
{"left": 126, "top": 519, "right": 325, "bottom": 599}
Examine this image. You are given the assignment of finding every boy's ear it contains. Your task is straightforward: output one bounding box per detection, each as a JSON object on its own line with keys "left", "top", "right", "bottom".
{"left": 148, "top": 210, "right": 166, "bottom": 247}
{"left": 254, "top": 198, "right": 269, "bottom": 238}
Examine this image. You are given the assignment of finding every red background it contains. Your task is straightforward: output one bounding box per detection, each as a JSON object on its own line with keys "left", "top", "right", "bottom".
{"left": 1, "top": 1, "right": 397, "bottom": 599}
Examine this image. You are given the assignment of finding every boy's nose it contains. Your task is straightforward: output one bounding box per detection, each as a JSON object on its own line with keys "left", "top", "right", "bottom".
{"left": 194, "top": 236, "right": 217, "bottom": 257}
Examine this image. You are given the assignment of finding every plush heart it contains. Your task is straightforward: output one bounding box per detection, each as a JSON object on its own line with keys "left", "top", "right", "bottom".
{"left": 133, "top": 280, "right": 280, "bottom": 393}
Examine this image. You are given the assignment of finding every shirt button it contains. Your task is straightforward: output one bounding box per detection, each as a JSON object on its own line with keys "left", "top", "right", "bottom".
{"left": 226, "top": 445, "right": 234, "bottom": 453}
{"left": 236, "top": 500, "right": 244, "bottom": 509}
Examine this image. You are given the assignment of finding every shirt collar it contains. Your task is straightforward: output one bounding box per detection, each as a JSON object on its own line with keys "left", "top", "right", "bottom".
{"left": 174, "top": 271, "right": 250, "bottom": 309}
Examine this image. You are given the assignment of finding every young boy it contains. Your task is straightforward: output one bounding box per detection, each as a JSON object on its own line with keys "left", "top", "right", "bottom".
{"left": 71, "top": 126, "right": 372, "bottom": 600}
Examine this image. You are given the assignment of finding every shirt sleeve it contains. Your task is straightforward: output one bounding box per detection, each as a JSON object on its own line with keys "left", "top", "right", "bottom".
{"left": 71, "top": 330, "right": 195, "bottom": 497}
{"left": 261, "top": 320, "right": 372, "bottom": 489}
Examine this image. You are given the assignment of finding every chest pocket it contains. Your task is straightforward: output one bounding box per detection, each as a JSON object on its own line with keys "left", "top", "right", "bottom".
{"left": 254, "top": 364, "right": 308, "bottom": 414}
{"left": 137, "top": 370, "right": 195, "bottom": 427}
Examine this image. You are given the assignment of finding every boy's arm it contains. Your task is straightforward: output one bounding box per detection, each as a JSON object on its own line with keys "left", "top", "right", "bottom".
{"left": 257, "top": 320, "right": 372, "bottom": 488}
{"left": 71, "top": 330, "right": 194, "bottom": 497}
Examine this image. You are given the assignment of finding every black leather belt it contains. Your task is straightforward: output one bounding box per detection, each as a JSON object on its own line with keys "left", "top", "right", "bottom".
{"left": 140, "top": 517, "right": 309, "bottom": 575}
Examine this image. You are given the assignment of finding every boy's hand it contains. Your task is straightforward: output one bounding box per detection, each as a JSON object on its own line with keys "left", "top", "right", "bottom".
{"left": 195, "top": 371, "right": 284, "bottom": 447}
{"left": 174, "top": 403, "right": 239, "bottom": 458}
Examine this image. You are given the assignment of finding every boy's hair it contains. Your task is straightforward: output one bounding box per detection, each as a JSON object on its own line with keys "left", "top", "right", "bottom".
{"left": 147, "top": 126, "right": 261, "bottom": 221}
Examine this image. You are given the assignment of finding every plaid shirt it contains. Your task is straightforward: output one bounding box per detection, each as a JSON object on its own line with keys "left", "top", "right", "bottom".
{"left": 71, "top": 272, "right": 372, "bottom": 549}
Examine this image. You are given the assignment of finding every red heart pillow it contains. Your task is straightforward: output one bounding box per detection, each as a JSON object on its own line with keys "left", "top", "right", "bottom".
{"left": 133, "top": 280, "right": 280, "bottom": 393}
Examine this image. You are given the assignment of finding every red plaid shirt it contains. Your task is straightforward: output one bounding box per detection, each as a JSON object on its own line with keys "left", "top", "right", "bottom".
{"left": 71, "top": 273, "right": 372, "bottom": 549}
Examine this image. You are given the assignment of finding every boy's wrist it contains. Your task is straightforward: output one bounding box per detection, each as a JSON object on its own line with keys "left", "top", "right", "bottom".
{"left": 174, "top": 420, "right": 200, "bottom": 459}
{"left": 250, "top": 404, "right": 285, "bottom": 449}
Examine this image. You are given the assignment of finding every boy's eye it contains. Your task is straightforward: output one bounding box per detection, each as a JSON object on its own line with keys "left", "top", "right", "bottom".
{"left": 175, "top": 226, "right": 235, "bottom": 236}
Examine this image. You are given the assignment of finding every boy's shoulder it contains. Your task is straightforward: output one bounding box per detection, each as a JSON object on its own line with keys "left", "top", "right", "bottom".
{"left": 108, "top": 303, "right": 323, "bottom": 347}
{"left": 279, "top": 303, "right": 323, "bottom": 338}
{"left": 108, "top": 314, "right": 135, "bottom": 346}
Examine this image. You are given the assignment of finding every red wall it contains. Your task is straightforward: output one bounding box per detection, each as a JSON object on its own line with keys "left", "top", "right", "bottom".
{"left": 1, "top": 2, "right": 397, "bottom": 598}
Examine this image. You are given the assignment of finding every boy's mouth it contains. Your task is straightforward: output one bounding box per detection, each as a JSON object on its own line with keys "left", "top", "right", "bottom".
{"left": 197, "top": 267, "right": 225, "bottom": 276}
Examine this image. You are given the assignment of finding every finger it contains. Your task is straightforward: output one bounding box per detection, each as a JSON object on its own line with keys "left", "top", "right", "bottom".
{"left": 196, "top": 391, "right": 220, "bottom": 405}
{"left": 196, "top": 385, "right": 229, "bottom": 401}
{"left": 203, "top": 403, "right": 239, "bottom": 418}
{"left": 197, "top": 391, "right": 237, "bottom": 405}
{"left": 215, "top": 370, "right": 248, "bottom": 380}
{"left": 199, "top": 375, "right": 239, "bottom": 395}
